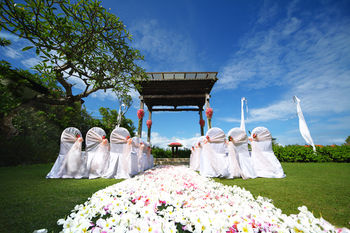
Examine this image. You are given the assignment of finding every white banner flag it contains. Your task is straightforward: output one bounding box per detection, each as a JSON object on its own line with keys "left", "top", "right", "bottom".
{"left": 293, "top": 96, "right": 316, "bottom": 152}
{"left": 240, "top": 97, "right": 247, "bottom": 132}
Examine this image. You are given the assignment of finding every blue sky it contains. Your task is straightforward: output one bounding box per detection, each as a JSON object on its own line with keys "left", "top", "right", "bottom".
{"left": 1, "top": 0, "right": 350, "bottom": 148}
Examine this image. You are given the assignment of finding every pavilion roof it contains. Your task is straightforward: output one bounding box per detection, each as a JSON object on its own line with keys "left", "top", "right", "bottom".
{"left": 136, "top": 72, "right": 218, "bottom": 111}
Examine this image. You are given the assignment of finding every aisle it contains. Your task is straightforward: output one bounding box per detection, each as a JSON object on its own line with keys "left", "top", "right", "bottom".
{"left": 57, "top": 166, "right": 346, "bottom": 233}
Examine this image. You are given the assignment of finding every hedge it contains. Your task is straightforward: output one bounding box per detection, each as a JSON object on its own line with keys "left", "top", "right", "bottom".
{"left": 273, "top": 145, "right": 350, "bottom": 162}
{"left": 151, "top": 145, "right": 350, "bottom": 162}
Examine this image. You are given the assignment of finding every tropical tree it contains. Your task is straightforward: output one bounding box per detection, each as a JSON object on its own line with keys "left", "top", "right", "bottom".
{"left": 0, "top": 0, "right": 146, "bottom": 136}
{"left": 98, "top": 107, "right": 136, "bottom": 137}
{"left": 0, "top": 0, "right": 145, "bottom": 106}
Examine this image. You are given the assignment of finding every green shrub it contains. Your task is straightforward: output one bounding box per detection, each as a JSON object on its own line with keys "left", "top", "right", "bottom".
{"left": 151, "top": 146, "right": 191, "bottom": 158}
{"left": 273, "top": 145, "right": 350, "bottom": 162}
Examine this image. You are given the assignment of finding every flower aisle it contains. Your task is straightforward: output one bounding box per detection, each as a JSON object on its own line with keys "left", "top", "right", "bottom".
{"left": 58, "top": 166, "right": 347, "bottom": 233}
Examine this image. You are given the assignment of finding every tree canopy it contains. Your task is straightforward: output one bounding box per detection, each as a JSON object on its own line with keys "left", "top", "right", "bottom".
{"left": 0, "top": 0, "right": 146, "bottom": 106}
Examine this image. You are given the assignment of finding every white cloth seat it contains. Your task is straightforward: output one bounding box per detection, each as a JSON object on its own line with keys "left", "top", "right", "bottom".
{"left": 142, "top": 141, "right": 151, "bottom": 170}
{"left": 112, "top": 128, "right": 136, "bottom": 179}
{"left": 199, "top": 127, "right": 230, "bottom": 178}
{"left": 191, "top": 136, "right": 205, "bottom": 171}
{"left": 227, "top": 128, "right": 256, "bottom": 179}
{"left": 47, "top": 127, "right": 84, "bottom": 179}
{"left": 131, "top": 137, "right": 143, "bottom": 175}
{"left": 104, "top": 127, "right": 127, "bottom": 179}
{"left": 85, "top": 127, "right": 109, "bottom": 179}
{"left": 250, "top": 127, "right": 286, "bottom": 178}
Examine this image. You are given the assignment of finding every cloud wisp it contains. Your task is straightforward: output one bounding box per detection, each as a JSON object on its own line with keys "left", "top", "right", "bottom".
{"left": 218, "top": 1, "right": 350, "bottom": 122}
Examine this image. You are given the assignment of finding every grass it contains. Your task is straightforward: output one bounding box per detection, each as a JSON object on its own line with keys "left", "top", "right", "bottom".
{"left": 0, "top": 163, "right": 349, "bottom": 233}
{"left": 215, "top": 163, "right": 350, "bottom": 228}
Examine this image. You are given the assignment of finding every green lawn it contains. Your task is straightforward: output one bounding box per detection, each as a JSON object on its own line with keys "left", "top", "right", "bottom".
{"left": 0, "top": 163, "right": 349, "bottom": 233}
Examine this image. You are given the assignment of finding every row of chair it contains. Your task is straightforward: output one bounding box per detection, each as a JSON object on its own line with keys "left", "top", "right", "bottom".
{"left": 190, "top": 127, "right": 285, "bottom": 179}
{"left": 46, "top": 126, "right": 154, "bottom": 179}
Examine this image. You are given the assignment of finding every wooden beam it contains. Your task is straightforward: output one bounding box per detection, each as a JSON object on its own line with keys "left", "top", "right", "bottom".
{"left": 143, "top": 94, "right": 206, "bottom": 99}
{"left": 152, "top": 108, "right": 200, "bottom": 112}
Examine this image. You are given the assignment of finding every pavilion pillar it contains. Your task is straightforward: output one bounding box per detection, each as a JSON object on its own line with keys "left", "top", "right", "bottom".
{"left": 199, "top": 108, "right": 204, "bottom": 136}
{"left": 137, "top": 96, "right": 144, "bottom": 138}
{"left": 147, "top": 108, "right": 152, "bottom": 143}
{"left": 205, "top": 94, "right": 212, "bottom": 129}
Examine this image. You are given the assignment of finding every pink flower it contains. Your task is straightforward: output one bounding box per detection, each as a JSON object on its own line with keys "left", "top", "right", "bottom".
{"left": 146, "top": 119, "right": 152, "bottom": 128}
{"left": 205, "top": 108, "right": 213, "bottom": 119}
{"left": 137, "top": 109, "right": 145, "bottom": 119}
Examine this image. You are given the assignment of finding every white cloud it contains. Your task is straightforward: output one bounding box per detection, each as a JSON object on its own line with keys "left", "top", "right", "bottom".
{"left": 131, "top": 19, "right": 199, "bottom": 71}
{"left": 218, "top": 2, "right": 350, "bottom": 121}
{"left": 3, "top": 47, "right": 21, "bottom": 59}
{"left": 0, "top": 32, "right": 20, "bottom": 42}
{"left": 21, "top": 57, "right": 41, "bottom": 68}
{"left": 141, "top": 131, "right": 200, "bottom": 149}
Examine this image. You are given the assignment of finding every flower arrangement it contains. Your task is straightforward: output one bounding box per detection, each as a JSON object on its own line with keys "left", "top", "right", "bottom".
{"left": 228, "top": 136, "right": 233, "bottom": 142}
{"left": 57, "top": 166, "right": 344, "bottom": 233}
{"left": 205, "top": 108, "right": 213, "bottom": 119}
{"left": 199, "top": 119, "right": 205, "bottom": 127}
{"left": 137, "top": 109, "right": 145, "bottom": 119}
{"left": 146, "top": 120, "right": 152, "bottom": 129}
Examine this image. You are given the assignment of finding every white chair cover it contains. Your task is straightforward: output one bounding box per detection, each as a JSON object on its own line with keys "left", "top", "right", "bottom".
{"left": 131, "top": 137, "right": 143, "bottom": 174}
{"left": 103, "top": 127, "right": 128, "bottom": 179}
{"left": 227, "top": 128, "right": 256, "bottom": 179}
{"left": 199, "top": 127, "right": 230, "bottom": 178}
{"left": 114, "top": 128, "right": 136, "bottom": 179}
{"left": 192, "top": 136, "right": 205, "bottom": 171}
{"left": 250, "top": 127, "right": 286, "bottom": 178}
{"left": 47, "top": 127, "right": 83, "bottom": 178}
{"left": 142, "top": 141, "right": 151, "bottom": 170}
{"left": 85, "top": 127, "right": 109, "bottom": 179}
{"left": 189, "top": 143, "right": 196, "bottom": 169}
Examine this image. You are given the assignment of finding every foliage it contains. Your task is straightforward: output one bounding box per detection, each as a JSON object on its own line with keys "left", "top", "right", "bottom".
{"left": 151, "top": 146, "right": 191, "bottom": 158}
{"left": 346, "top": 136, "right": 350, "bottom": 145}
{"left": 98, "top": 107, "right": 135, "bottom": 137}
{"left": 0, "top": 0, "right": 146, "bottom": 106}
{"left": 273, "top": 144, "right": 350, "bottom": 162}
{"left": 0, "top": 105, "right": 136, "bottom": 166}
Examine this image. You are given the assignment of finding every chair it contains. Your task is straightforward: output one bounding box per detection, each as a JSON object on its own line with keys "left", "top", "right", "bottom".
{"left": 192, "top": 136, "right": 205, "bottom": 171}
{"left": 104, "top": 127, "right": 128, "bottom": 178}
{"left": 227, "top": 128, "right": 256, "bottom": 179}
{"left": 85, "top": 127, "right": 109, "bottom": 179}
{"left": 47, "top": 127, "right": 83, "bottom": 178}
{"left": 114, "top": 128, "right": 137, "bottom": 179}
{"left": 250, "top": 127, "right": 286, "bottom": 178}
{"left": 141, "top": 141, "right": 151, "bottom": 170}
{"left": 199, "top": 127, "right": 230, "bottom": 178}
{"left": 131, "top": 137, "right": 143, "bottom": 175}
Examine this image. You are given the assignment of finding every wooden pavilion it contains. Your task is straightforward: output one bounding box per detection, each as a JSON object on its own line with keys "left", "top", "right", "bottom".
{"left": 135, "top": 72, "right": 218, "bottom": 142}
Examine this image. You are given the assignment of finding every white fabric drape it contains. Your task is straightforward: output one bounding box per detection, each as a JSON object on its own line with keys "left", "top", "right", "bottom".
{"left": 227, "top": 128, "right": 256, "bottom": 179}
{"left": 104, "top": 127, "right": 128, "bottom": 179}
{"left": 85, "top": 127, "right": 109, "bottom": 179}
{"left": 199, "top": 127, "right": 230, "bottom": 178}
{"left": 250, "top": 127, "right": 285, "bottom": 178}
{"left": 293, "top": 96, "right": 316, "bottom": 152}
{"left": 47, "top": 127, "right": 83, "bottom": 179}
{"left": 113, "top": 128, "right": 136, "bottom": 179}
{"left": 142, "top": 141, "right": 152, "bottom": 170}
{"left": 192, "top": 136, "right": 205, "bottom": 171}
{"left": 131, "top": 137, "right": 143, "bottom": 174}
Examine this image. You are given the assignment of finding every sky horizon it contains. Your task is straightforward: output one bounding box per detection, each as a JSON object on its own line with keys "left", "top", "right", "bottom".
{"left": 1, "top": 0, "right": 350, "bottom": 148}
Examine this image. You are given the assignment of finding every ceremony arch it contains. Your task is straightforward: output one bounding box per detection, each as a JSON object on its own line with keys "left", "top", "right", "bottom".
{"left": 135, "top": 72, "right": 218, "bottom": 142}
